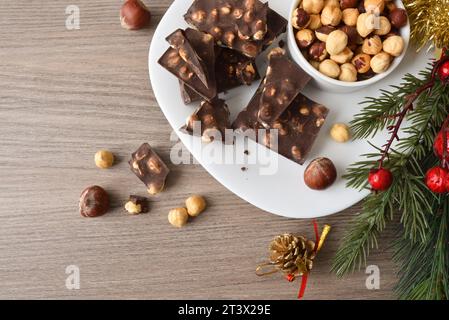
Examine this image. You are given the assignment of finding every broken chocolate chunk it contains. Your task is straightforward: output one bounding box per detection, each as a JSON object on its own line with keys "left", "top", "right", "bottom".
{"left": 181, "top": 99, "right": 231, "bottom": 143}
{"left": 166, "top": 29, "right": 210, "bottom": 88}
{"left": 180, "top": 47, "right": 260, "bottom": 104}
{"left": 159, "top": 29, "right": 217, "bottom": 101}
{"left": 258, "top": 48, "right": 311, "bottom": 128}
{"left": 125, "top": 195, "right": 149, "bottom": 214}
{"left": 129, "top": 143, "right": 170, "bottom": 195}
{"left": 233, "top": 86, "right": 329, "bottom": 165}
{"left": 184, "top": 1, "right": 286, "bottom": 58}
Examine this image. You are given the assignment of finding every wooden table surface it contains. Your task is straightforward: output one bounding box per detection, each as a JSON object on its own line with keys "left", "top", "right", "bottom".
{"left": 0, "top": 0, "right": 397, "bottom": 299}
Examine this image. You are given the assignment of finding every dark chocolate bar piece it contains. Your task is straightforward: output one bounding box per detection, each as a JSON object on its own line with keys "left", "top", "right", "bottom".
{"left": 185, "top": 1, "right": 285, "bottom": 58}
{"left": 129, "top": 143, "right": 170, "bottom": 195}
{"left": 180, "top": 47, "right": 260, "bottom": 104}
{"left": 233, "top": 87, "right": 329, "bottom": 165}
{"left": 166, "top": 29, "right": 210, "bottom": 88}
{"left": 181, "top": 99, "right": 231, "bottom": 143}
{"left": 159, "top": 30, "right": 217, "bottom": 100}
{"left": 258, "top": 48, "right": 311, "bottom": 128}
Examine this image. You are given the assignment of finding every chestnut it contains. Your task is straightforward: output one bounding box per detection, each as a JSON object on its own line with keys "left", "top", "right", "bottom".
{"left": 304, "top": 158, "right": 337, "bottom": 190}
{"left": 79, "top": 186, "right": 110, "bottom": 217}
{"left": 120, "top": 0, "right": 151, "bottom": 30}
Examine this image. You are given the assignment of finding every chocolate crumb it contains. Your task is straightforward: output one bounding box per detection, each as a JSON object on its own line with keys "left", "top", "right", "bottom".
{"left": 278, "top": 40, "right": 285, "bottom": 48}
{"left": 244, "top": 150, "right": 249, "bottom": 155}
{"left": 241, "top": 167, "right": 248, "bottom": 172}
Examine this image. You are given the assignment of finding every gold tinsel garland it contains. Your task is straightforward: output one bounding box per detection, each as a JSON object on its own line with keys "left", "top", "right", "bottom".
{"left": 403, "top": 0, "right": 449, "bottom": 50}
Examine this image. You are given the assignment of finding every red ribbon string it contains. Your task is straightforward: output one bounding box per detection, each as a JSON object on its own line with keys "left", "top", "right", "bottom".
{"left": 297, "top": 220, "right": 320, "bottom": 299}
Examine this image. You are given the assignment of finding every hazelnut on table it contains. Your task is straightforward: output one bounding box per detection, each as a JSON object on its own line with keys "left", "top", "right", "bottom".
{"left": 95, "top": 150, "right": 114, "bottom": 169}
{"left": 168, "top": 208, "right": 189, "bottom": 228}
{"left": 124, "top": 195, "right": 149, "bottom": 215}
{"left": 120, "top": 0, "right": 151, "bottom": 30}
{"left": 304, "top": 158, "right": 337, "bottom": 190}
{"left": 79, "top": 186, "right": 110, "bottom": 218}
{"left": 185, "top": 195, "right": 206, "bottom": 217}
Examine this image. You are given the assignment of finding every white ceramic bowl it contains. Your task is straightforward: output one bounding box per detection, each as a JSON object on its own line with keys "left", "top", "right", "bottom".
{"left": 287, "top": 0, "right": 410, "bottom": 93}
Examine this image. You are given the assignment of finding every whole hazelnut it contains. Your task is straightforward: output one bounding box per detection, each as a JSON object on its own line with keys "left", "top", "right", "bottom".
{"left": 315, "top": 26, "right": 335, "bottom": 42}
{"left": 330, "top": 123, "right": 352, "bottom": 142}
{"left": 308, "top": 14, "right": 323, "bottom": 30}
{"left": 374, "top": 16, "right": 392, "bottom": 36}
{"left": 296, "top": 29, "right": 315, "bottom": 48}
{"left": 310, "top": 60, "right": 321, "bottom": 69}
{"left": 331, "top": 47, "right": 354, "bottom": 64}
{"left": 370, "top": 51, "right": 392, "bottom": 73}
{"left": 319, "top": 59, "right": 341, "bottom": 78}
{"left": 304, "top": 158, "right": 337, "bottom": 190}
{"left": 321, "top": 6, "right": 343, "bottom": 26}
{"left": 324, "top": 0, "right": 340, "bottom": 7}
{"left": 364, "top": 0, "right": 385, "bottom": 14}
{"left": 79, "top": 186, "right": 110, "bottom": 218}
{"left": 185, "top": 195, "right": 206, "bottom": 217}
{"left": 120, "top": 0, "right": 151, "bottom": 30}
{"left": 309, "top": 42, "right": 328, "bottom": 61}
{"left": 386, "top": 2, "right": 397, "bottom": 13}
{"left": 340, "top": 25, "right": 363, "bottom": 45}
{"left": 326, "top": 30, "right": 348, "bottom": 55}
{"left": 357, "top": 13, "right": 375, "bottom": 37}
{"left": 382, "top": 35, "right": 404, "bottom": 57}
{"left": 362, "top": 35, "right": 383, "bottom": 55}
{"left": 292, "top": 8, "right": 311, "bottom": 30}
{"left": 302, "top": 0, "right": 325, "bottom": 14}
{"left": 342, "top": 8, "right": 359, "bottom": 26}
{"left": 339, "top": 63, "right": 358, "bottom": 82}
{"left": 352, "top": 53, "right": 372, "bottom": 73}
{"left": 168, "top": 208, "right": 189, "bottom": 228}
{"left": 389, "top": 8, "right": 408, "bottom": 28}
{"left": 340, "top": 0, "right": 358, "bottom": 10}
{"left": 94, "top": 150, "right": 114, "bottom": 169}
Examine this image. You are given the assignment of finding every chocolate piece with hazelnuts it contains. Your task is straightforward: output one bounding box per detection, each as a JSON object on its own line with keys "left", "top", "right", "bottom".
{"left": 129, "top": 143, "right": 170, "bottom": 196}
{"left": 257, "top": 48, "right": 312, "bottom": 128}
{"left": 125, "top": 195, "right": 149, "bottom": 215}
{"left": 181, "top": 99, "right": 232, "bottom": 144}
{"left": 158, "top": 29, "right": 217, "bottom": 101}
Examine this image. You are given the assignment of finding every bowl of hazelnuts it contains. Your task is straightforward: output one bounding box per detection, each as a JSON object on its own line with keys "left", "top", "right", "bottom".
{"left": 288, "top": 0, "right": 410, "bottom": 93}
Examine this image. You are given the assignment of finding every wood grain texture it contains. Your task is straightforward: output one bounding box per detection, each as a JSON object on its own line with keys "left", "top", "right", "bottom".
{"left": 0, "top": 0, "right": 397, "bottom": 299}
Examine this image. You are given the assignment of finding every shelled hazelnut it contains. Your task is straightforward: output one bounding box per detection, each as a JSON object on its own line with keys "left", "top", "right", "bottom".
{"left": 94, "top": 150, "right": 114, "bottom": 169}
{"left": 309, "top": 42, "right": 328, "bottom": 61}
{"left": 321, "top": 6, "right": 342, "bottom": 26}
{"left": 371, "top": 51, "right": 392, "bottom": 73}
{"left": 185, "top": 195, "right": 206, "bottom": 217}
{"left": 352, "top": 53, "right": 371, "bottom": 73}
{"left": 362, "top": 35, "right": 382, "bottom": 55}
{"left": 382, "top": 35, "right": 405, "bottom": 57}
{"left": 342, "top": 8, "right": 359, "bottom": 26}
{"left": 339, "top": 63, "right": 358, "bottom": 82}
{"left": 326, "top": 30, "right": 348, "bottom": 55}
{"left": 315, "top": 26, "right": 335, "bottom": 41}
{"left": 296, "top": 29, "right": 315, "bottom": 48}
{"left": 168, "top": 208, "right": 189, "bottom": 228}
{"left": 330, "top": 47, "right": 353, "bottom": 64}
{"left": 293, "top": 0, "right": 407, "bottom": 81}
{"left": 330, "top": 123, "right": 352, "bottom": 142}
{"left": 303, "top": 0, "right": 325, "bottom": 14}
{"left": 319, "top": 59, "right": 341, "bottom": 78}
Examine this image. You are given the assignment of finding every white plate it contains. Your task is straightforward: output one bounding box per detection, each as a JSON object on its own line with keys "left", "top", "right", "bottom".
{"left": 148, "top": 0, "right": 432, "bottom": 218}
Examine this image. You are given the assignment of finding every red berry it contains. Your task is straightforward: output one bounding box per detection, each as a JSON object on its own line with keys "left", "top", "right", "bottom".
{"left": 425, "top": 167, "right": 448, "bottom": 194}
{"left": 438, "top": 60, "right": 449, "bottom": 83}
{"left": 368, "top": 168, "right": 393, "bottom": 191}
{"left": 433, "top": 130, "right": 449, "bottom": 159}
